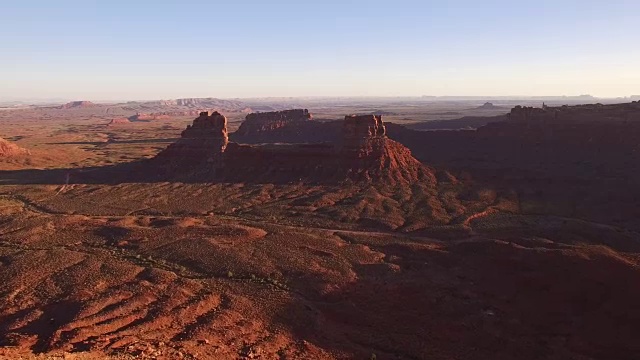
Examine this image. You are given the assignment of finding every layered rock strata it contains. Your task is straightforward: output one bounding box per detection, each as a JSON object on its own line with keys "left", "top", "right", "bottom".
{"left": 234, "top": 109, "right": 312, "bottom": 140}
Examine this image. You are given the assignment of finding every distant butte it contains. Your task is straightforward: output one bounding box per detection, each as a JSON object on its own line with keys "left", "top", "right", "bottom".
{"left": 475, "top": 102, "right": 503, "bottom": 110}
{"left": 58, "top": 101, "right": 97, "bottom": 109}
{"left": 234, "top": 109, "right": 312, "bottom": 138}
{"left": 508, "top": 102, "right": 640, "bottom": 123}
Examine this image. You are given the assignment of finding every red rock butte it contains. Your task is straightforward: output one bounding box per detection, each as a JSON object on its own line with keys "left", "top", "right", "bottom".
{"left": 155, "top": 111, "right": 229, "bottom": 168}
{"left": 235, "top": 109, "right": 312, "bottom": 137}
{"left": 58, "top": 101, "right": 97, "bottom": 109}
{"left": 154, "top": 111, "right": 432, "bottom": 185}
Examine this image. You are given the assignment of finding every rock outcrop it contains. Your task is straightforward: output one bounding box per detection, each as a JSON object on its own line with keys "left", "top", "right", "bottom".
{"left": 58, "top": 101, "right": 97, "bottom": 109}
{"left": 0, "top": 137, "right": 29, "bottom": 157}
{"left": 154, "top": 111, "right": 228, "bottom": 169}
{"left": 234, "top": 109, "right": 312, "bottom": 140}
{"left": 343, "top": 115, "right": 386, "bottom": 146}
{"left": 338, "top": 115, "right": 431, "bottom": 184}
{"left": 108, "top": 117, "right": 131, "bottom": 126}
{"left": 153, "top": 112, "right": 431, "bottom": 185}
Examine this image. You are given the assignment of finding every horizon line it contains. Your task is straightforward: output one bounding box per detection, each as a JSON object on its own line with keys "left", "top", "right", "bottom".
{"left": 3, "top": 94, "right": 640, "bottom": 104}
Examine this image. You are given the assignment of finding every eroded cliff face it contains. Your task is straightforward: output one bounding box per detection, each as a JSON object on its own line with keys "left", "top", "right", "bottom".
{"left": 337, "top": 115, "right": 431, "bottom": 184}
{"left": 343, "top": 115, "right": 386, "bottom": 144}
{"left": 181, "top": 111, "right": 229, "bottom": 146}
{"left": 153, "top": 112, "right": 431, "bottom": 185}
{"left": 154, "top": 111, "right": 228, "bottom": 169}
{"left": 234, "top": 109, "right": 313, "bottom": 140}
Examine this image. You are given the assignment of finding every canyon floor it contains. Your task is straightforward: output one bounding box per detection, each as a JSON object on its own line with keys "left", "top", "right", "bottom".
{"left": 1, "top": 101, "right": 639, "bottom": 360}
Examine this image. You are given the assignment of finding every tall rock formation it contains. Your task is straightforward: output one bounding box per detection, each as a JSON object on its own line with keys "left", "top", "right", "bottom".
{"left": 339, "top": 115, "right": 432, "bottom": 184}
{"left": 152, "top": 111, "right": 432, "bottom": 185}
{"left": 154, "top": 111, "right": 228, "bottom": 169}
{"left": 343, "top": 115, "right": 386, "bottom": 146}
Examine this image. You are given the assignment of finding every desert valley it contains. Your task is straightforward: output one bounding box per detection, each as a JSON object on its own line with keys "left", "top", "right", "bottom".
{"left": 0, "top": 97, "right": 639, "bottom": 359}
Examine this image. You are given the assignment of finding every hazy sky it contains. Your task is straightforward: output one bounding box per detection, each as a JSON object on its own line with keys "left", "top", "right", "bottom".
{"left": 1, "top": 0, "right": 639, "bottom": 100}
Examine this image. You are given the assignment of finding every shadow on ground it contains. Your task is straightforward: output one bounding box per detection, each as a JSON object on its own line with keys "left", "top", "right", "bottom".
{"left": 273, "top": 237, "right": 640, "bottom": 360}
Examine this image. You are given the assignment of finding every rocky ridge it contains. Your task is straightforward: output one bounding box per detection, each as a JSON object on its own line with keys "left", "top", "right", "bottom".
{"left": 475, "top": 102, "right": 503, "bottom": 110}
{"left": 508, "top": 101, "right": 640, "bottom": 123}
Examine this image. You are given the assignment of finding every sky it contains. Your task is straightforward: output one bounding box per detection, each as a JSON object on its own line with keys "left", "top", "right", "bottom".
{"left": 1, "top": 0, "right": 639, "bottom": 101}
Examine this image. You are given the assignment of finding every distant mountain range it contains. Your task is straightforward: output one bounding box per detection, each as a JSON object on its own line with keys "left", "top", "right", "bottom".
{"left": 4, "top": 95, "right": 640, "bottom": 108}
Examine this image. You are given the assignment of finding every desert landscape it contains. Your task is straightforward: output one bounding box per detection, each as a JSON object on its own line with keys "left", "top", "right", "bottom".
{"left": 2, "top": 1, "right": 640, "bottom": 358}
{"left": 1, "top": 97, "right": 640, "bottom": 360}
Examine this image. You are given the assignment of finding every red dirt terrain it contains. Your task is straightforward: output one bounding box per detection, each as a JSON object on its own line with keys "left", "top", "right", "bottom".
{"left": 1, "top": 105, "right": 640, "bottom": 359}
